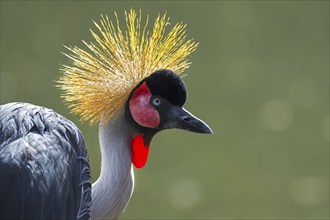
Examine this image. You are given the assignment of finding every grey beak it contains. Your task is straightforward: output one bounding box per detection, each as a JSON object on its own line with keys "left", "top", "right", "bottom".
{"left": 162, "top": 106, "right": 213, "bottom": 134}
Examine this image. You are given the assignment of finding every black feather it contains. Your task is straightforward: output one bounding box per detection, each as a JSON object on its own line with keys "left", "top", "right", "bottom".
{"left": 0, "top": 102, "right": 91, "bottom": 220}
{"left": 144, "top": 69, "right": 187, "bottom": 106}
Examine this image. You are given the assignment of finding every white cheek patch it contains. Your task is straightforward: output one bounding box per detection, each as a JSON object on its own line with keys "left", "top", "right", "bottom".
{"left": 129, "top": 82, "right": 160, "bottom": 128}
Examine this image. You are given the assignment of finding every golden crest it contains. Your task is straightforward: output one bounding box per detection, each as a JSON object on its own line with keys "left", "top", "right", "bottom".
{"left": 57, "top": 9, "right": 198, "bottom": 125}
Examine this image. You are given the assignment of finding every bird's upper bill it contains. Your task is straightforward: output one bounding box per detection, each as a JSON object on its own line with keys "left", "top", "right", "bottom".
{"left": 57, "top": 9, "right": 198, "bottom": 125}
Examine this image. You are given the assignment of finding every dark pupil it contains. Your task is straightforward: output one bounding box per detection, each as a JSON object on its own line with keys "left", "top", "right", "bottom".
{"left": 154, "top": 98, "right": 160, "bottom": 105}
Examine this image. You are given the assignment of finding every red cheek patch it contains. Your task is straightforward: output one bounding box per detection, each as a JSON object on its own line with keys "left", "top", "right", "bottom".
{"left": 131, "top": 134, "right": 149, "bottom": 169}
{"left": 129, "top": 82, "right": 160, "bottom": 128}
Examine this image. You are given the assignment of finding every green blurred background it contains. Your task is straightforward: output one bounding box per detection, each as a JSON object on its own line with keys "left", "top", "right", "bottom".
{"left": 1, "top": 1, "right": 329, "bottom": 219}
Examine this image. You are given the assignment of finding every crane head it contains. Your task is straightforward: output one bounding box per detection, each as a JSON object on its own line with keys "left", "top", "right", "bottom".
{"left": 127, "top": 69, "right": 212, "bottom": 168}
{"left": 129, "top": 69, "right": 211, "bottom": 134}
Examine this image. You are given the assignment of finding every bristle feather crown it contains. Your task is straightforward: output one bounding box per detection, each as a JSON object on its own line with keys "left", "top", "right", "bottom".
{"left": 57, "top": 9, "right": 198, "bottom": 125}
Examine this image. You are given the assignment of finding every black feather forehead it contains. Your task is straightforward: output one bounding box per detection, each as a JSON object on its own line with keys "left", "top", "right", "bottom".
{"left": 144, "top": 69, "right": 187, "bottom": 106}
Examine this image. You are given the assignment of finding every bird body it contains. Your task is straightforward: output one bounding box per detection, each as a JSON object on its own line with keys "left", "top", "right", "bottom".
{"left": 0, "top": 10, "right": 212, "bottom": 220}
{"left": 0, "top": 103, "right": 136, "bottom": 219}
{"left": 0, "top": 102, "right": 91, "bottom": 220}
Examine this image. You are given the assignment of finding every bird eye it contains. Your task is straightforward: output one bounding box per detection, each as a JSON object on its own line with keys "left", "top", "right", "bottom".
{"left": 152, "top": 97, "right": 161, "bottom": 106}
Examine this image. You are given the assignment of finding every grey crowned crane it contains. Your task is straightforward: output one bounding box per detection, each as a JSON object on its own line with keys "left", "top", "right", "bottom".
{"left": 0, "top": 10, "right": 212, "bottom": 220}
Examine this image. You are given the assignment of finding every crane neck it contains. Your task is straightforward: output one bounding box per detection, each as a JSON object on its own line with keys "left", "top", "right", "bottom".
{"left": 91, "top": 109, "right": 136, "bottom": 220}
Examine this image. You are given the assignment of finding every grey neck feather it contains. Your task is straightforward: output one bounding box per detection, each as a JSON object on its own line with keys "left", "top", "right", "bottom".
{"left": 91, "top": 110, "right": 136, "bottom": 220}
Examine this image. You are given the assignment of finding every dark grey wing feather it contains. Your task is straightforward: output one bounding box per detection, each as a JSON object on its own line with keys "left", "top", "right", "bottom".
{"left": 0, "top": 102, "right": 91, "bottom": 220}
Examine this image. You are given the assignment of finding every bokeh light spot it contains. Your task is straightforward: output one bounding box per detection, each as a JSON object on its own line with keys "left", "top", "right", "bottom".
{"left": 168, "top": 178, "right": 203, "bottom": 210}
{"left": 259, "top": 99, "right": 294, "bottom": 131}
{"left": 289, "top": 176, "right": 328, "bottom": 206}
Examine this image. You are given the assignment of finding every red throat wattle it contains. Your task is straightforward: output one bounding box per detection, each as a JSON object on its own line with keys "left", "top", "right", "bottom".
{"left": 131, "top": 134, "right": 149, "bottom": 169}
